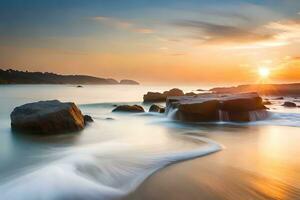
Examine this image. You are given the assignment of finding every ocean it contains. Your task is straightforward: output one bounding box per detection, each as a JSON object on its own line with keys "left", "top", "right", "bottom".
{"left": 0, "top": 84, "right": 299, "bottom": 200}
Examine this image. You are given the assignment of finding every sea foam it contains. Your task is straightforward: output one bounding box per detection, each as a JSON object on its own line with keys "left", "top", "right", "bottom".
{"left": 0, "top": 135, "right": 222, "bottom": 200}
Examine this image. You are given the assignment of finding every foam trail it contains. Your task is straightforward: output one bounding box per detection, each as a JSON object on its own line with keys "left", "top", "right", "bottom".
{"left": 166, "top": 107, "right": 178, "bottom": 120}
{"left": 0, "top": 136, "right": 222, "bottom": 200}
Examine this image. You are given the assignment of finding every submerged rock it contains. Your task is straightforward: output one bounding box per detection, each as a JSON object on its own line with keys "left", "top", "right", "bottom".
{"left": 84, "top": 115, "right": 93, "bottom": 123}
{"left": 143, "top": 88, "right": 184, "bottom": 102}
{"left": 197, "top": 89, "right": 206, "bottom": 91}
{"left": 10, "top": 100, "right": 86, "bottom": 134}
{"left": 275, "top": 97, "right": 284, "bottom": 100}
{"left": 105, "top": 117, "right": 115, "bottom": 120}
{"left": 282, "top": 101, "right": 297, "bottom": 107}
{"left": 149, "top": 104, "right": 165, "bottom": 113}
{"left": 185, "top": 92, "right": 197, "bottom": 96}
{"left": 166, "top": 92, "right": 267, "bottom": 122}
{"left": 112, "top": 105, "right": 144, "bottom": 113}
{"left": 263, "top": 100, "right": 272, "bottom": 105}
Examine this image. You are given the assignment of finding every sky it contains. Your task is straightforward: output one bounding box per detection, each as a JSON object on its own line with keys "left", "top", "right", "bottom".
{"left": 0, "top": 0, "right": 300, "bottom": 84}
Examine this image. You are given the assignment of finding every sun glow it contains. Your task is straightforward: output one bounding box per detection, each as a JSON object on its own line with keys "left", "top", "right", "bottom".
{"left": 259, "top": 67, "right": 270, "bottom": 78}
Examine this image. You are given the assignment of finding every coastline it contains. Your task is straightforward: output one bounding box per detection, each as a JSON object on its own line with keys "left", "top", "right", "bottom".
{"left": 124, "top": 125, "right": 300, "bottom": 200}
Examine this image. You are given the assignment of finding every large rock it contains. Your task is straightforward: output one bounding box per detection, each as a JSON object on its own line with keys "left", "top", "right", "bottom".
{"left": 10, "top": 100, "right": 87, "bottom": 134}
{"left": 143, "top": 88, "right": 184, "bottom": 102}
{"left": 166, "top": 93, "right": 268, "bottom": 122}
{"left": 112, "top": 105, "right": 144, "bottom": 113}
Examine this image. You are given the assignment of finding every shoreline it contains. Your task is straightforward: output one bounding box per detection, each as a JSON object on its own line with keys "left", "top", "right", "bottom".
{"left": 124, "top": 125, "right": 300, "bottom": 200}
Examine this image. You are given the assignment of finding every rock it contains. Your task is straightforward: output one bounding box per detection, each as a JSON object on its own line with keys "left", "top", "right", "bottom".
{"left": 77, "top": 85, "right": 83, "bottom": 88}
{"left": 149, "top": 104, "right": 165, "bottom": 113}
{"left": 143, "top": 92, "right": 166, "bottom": 102}
{"left": 185, "top": 92, "right": 197, "bottom": 96}
{"left": 112, "top": 105, "right": 144, "bottom": 113}
{"left": 166, "top": 92, "right": 267, "bottom": 122}
{"left": 263, "top": 100, "right": 272, "bottom": 105}
{"left": 119, "top": 79, "right": 139, "bottom": 85}
{"left": 282, "top": 101, "right": 297, "bottom": 107}
{"left": 275, "top": 97, "right": 284, "bottom": 100}
{"left": 84, "top": 115, "right": 93, "bottom": 123}
{"left": 105, "top": 117, "right": 115, "bottom": 120}
{"left": 144, "top": 88, "right": 184, "bottom": 102}
{"left": 163, "top": 88, "right": 184, "bottom": 96}
{"left": 10, "top": 100, "right": 86, "bottom": 134}
{"left": 197, "top": 89, "right": 206, "bottom": 92}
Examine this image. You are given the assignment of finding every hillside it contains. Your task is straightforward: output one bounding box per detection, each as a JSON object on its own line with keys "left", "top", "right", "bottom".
{"left": 0, "top": 69, "right": 139, "bottom": 85}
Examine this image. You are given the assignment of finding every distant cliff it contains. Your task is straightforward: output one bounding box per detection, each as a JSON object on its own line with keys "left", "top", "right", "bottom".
{"left": 210, "top": 83, "right": 300, "bottom": 96}
{"left": 0, "top": 69, "right": 139, "bottom": 85}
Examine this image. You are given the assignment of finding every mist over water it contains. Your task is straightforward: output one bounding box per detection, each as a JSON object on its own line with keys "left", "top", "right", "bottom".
{"left": 0, "top": 85, "right": 299, "bottom": 200}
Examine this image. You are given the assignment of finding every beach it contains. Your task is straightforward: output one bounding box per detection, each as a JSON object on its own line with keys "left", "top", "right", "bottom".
{"left": 125, "top": 125, "right": 300, "bottom": 200}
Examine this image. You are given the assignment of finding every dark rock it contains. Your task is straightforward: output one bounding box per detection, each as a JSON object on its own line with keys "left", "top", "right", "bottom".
{"left": 119, "top": 79, "right": 139, "bottom": 85}
{"left": 105, "top": 117, "right": 115, "bottom": 120}
{"left": 143, "top": 88, "right": 184, "bottom": 102}
{"left": 197, "top": 89, "right": 206, "bottom": 91}
{"left": 149, "top": 104, "right": 165, "bottom": 113}
{"left": 84, "top": 115, "right": 93, "bottom": 124}
{"left": 166, "top": 92, "right": 268, "bottom": 122}
{"left": 10, "top": 100, "right": 86, "bottom": 134}
{"left": 282, "top": 101, "right": 297, "bottom": 107}
{"left": 112, "top": 105, "right": 144, "bottom": 113}
{"left": 275, "top": 97, "right": 284, "bottom": 100}
{"left": 77, "top": 85, "right": 83, "bottom": 88}
{"left": 143, "top": 92, "right": 166, "bottom": 102}
{"left": 185, "top": 92, "right": 197, "bottom": 96}
{"left": 163, "top": 88, "right": 184, "bottom": 96}
{"left": 263, "top": 100, "right": 272, "bottom": 105}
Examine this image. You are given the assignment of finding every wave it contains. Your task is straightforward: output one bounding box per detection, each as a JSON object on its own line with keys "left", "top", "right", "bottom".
{"left": 0, "top": 135, "right": 222, "bottom": 200}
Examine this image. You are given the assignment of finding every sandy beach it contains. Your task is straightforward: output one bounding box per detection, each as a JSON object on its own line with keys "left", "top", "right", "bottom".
{"left": 125, "top": 125, "right": 300, "bottom": 200}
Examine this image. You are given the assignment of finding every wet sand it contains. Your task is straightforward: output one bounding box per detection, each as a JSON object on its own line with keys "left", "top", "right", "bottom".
{"left": 124, "top": 125, "right": 300, "bottom": 200}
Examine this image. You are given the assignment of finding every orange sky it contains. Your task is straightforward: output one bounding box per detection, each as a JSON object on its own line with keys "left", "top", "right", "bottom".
{"left": 0, "top": 1, "right": 300, "bottom": 84}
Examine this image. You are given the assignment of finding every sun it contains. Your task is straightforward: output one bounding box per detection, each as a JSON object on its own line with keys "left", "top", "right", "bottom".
{"left": 258, "top": 67, "right": 270, "bottom": 78}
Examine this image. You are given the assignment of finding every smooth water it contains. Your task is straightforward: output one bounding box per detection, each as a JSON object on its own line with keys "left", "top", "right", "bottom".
{"left": 0, "top": 85, "right": 299, "bottom": 200}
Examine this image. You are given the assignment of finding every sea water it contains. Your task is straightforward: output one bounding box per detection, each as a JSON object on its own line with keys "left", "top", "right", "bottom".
{"left": 0, "top": 84, "right": 299, "bottom": 200}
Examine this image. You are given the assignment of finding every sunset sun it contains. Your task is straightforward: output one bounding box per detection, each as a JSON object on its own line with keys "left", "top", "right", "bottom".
{"left": 258, "top": 67, "right": 270, "bottom": 78}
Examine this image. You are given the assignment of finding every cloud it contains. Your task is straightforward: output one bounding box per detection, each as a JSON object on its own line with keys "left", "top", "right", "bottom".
{"left": 134, "top": 28, "right": 155, "bottom": 34}
{"left": 92, "top": 16, "right": 155, "bottom": 34}
{"left": 91, "top": 16, "right": 133, "bottom": 28}
{"left": 266, "top": 19, "right": 300, "bottom": 42}
{"left": 174, "top": 20, "right": 274, "bottom": 44}
{"left": 171, "top": 17, "right": 300, "bottom": 49}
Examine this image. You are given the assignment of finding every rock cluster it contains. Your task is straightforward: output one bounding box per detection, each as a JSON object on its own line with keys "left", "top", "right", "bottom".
{"left": 166, "top": 92, "right": 268, "bottom": 122}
